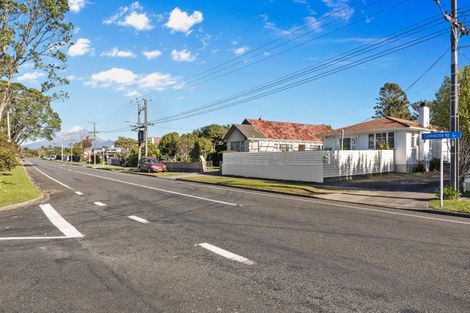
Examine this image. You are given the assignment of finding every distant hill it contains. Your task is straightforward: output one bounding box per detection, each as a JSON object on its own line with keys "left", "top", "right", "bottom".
{"left": 23, "top": 126, "right": 115, "bottom": 149}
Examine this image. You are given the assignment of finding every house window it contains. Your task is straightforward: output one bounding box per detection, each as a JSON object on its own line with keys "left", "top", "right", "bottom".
{"left": 343, "top": 138, "right": 351, "bottom": 150}
{"left": 230, "top": 141, "right": 248, "bottom": 152}
{"left": 280, "top": 144, "right": 290, "bottom": 152}
{"left": 298, "top": 144, "right": 306, "bottom": 151}
{"left": 368, "top": 132, "right": 395, "bottom": 149}
{"left": 368, "top": 134, "right": 375, "bottom": 149}
{"left": 411, "top": 133, "right": 416, "bottom": 148}
{"left": 388, "top": 132, "right": 395, "bottom": 149}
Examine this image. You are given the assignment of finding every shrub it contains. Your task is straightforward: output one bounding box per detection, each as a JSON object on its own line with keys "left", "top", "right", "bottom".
{"left": 436, "top": 185, "right": 460, "bottom": 200}
{"left": 430, "top": 158, "right": 440, "bottom": 171}
{"left": 0, "top": 133, "right": 18, "bottom": 172}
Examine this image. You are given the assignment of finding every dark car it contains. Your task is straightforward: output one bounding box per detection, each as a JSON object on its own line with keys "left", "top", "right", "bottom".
{"left": 138, "top": 158, "right": 167, "bottom": 173}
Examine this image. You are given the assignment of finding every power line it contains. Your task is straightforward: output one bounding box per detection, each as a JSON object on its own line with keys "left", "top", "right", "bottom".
{"left": 149, "top": 12, "right": 460, "bottom": 124}
{"left": 406, "top": 48, "right": 449, "bottom": 91}
{"left": 154, "top": 29, "right": 449, "bottom": 124}
{"left": 178, "top": 0, "right": 384, "bottom": 86}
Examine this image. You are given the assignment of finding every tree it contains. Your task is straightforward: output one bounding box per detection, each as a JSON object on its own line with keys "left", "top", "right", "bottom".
{"left": 193, "top": 137, "right": 213, "bottom": 159}
{"left": 431, "top": 66, "right": 470, "bottom": 181}
{"left": 373, "top": 83, "right": 412, "bottom": 119}
{"left": 158, "top": 132, "right": 179, "bottom": 160}
{"left": 176, "top": 134, "right": 197, "bottom": 162}
{"left": 0, "top": 133, "right": 17, "bottom": 172}
{"left": 0, "top": 82, "right": 61, "bottom": 145}
{"left": 199, "top": 124, "right": 228, "bottom": 144}
{"left": 114, "top": 137, "right": 137, "bottom": 149}
{"left": 0, "top": 0, "right": 73, "bottom": 121}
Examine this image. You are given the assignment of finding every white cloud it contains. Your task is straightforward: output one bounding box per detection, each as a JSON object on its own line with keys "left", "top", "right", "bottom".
{"left": 86, "top": 68, "right": 138, "bottom": 88}
{"left": 86, "top": 68, "right": 182, "bottom": 94}
{"left": 165, "top": 7, "right": 203, "bottom": 34}
{"left": 68, "top": 0, "right": 86, "bottom": 13}
{"left": 321, "top": 0, "right": 354, "bottom": 21}
{"left": 104, "top": 2, "right": 153, "bottom": 31}
{"left": 233, "top": 46, "right": 249, "bottom": 56}
{"left": 17, "top": 72, "right": 45, "bottom": 82}
{"left": 101, "top": 47, "right": 136, "bottom": 58}
{"left": 171, "top": 49, "right": 196, "bottom": 62}
{"left": 142, "top": 50, "right": 162, "bottom": 60}
{"left": 68, "top": 38, "right": 93, "bottom": 56}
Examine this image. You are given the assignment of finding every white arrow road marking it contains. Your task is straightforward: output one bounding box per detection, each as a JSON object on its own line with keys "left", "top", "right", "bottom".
{"left": 197, "top": 243, "right": 256, "bottom": 265}
{"left": 128, "top": 215, "right": 149, "bottom": 224}
{"left": 0, "top": 204, "right": 83, "bottom": 241}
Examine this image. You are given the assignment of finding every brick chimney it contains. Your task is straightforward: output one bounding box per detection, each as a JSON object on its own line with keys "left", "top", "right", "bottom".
{"left": 418, "top": 102, "right": 430, "bottom": 128}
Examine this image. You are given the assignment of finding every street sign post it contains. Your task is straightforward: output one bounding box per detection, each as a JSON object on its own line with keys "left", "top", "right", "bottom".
{"left": 422, "top": 131, "right": 462, "bottom": 209}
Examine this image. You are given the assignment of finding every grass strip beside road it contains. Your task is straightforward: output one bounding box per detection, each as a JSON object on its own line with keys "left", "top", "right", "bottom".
{"left": 429, "top": 199, "right": 470, "bottom": 214}
{"left": 0, "top": 165, "right": 40, "bottom": 208}
{"left": 180, "top": 175, "right": 331, "bottom": 196}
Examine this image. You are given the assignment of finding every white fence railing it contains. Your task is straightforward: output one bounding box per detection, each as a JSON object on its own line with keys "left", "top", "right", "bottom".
{"left": 222, "top": 150, "right": 395, "bottom": 183}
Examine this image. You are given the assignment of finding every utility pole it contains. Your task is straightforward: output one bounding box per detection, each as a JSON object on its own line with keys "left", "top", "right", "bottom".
{"left": 92, "top": 122, "right": 97, "bottom": 166}
{"left": 61, "top": 144, "right": 64, "bottom": 161}
{"left": 137, "top": 99, "right": 142, "bottom": 162}
{"left": 435, "top": 0, "right": 470, "bottom": 191}
{"left": 70, "top": 133, "right": 73, "bottom": 162}
{"left": 144, "top": 99, "right": 149, "bottom": 158}
{"left": 6, "top": 110, "right": 11, "bottom": 143}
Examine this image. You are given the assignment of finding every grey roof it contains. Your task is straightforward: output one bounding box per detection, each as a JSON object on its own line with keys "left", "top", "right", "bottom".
{"left": 224, "top": 124, "right": 266, "bottom": 140}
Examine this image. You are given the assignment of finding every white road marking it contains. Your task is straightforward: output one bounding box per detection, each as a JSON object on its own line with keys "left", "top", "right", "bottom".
{"left": 94, "top": 202, "right": 106, "bottom": 206}
{"left": 31, "top": 166, "right": 74, "bottom": 190}
{"left": 180, "top": 181, "right": 470, "bottom": 226}
{"left": 0, "top": 204, "right": 83, "bottom": 241}
{"left": 39, "top": 204, "right": 83, "bottom": 238}
{"left": 197, "top": 243, "right": 256, "bottom": 265}
{"left": 75, "top": 191, "right": 83, "bottom": 196}
{"left": 70, "top": 169, "right": 239, "bottom": 206}
{"left": 128, "top": 215, "right": 149, "bottom": 224}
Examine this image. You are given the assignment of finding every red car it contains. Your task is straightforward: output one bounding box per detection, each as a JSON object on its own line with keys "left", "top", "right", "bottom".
{"left": 138, "top": 158, "right": 167, "bottom": 173}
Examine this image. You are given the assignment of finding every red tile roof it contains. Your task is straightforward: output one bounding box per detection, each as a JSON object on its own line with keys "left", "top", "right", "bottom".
{"left": 243, "top": 119, "right": 330, "bottom": 142}
{"left": 321, "top": 116, "right": 436, "bottom": 136}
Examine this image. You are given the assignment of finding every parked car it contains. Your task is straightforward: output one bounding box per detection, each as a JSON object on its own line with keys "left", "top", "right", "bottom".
{"left": 138, "top": 158, "right": 167, "bottom": 173}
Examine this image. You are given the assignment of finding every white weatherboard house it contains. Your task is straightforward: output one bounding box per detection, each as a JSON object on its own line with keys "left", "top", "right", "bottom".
{"left": 224, "top": 118, "right": 330, "bottom": 152}
{"left": 321, "top": 104, "right": 445, "bottom": 172}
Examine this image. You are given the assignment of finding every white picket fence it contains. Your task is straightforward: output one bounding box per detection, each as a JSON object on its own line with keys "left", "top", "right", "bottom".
{"left": 222, "top": 150, "right": 395, "bottom": 183}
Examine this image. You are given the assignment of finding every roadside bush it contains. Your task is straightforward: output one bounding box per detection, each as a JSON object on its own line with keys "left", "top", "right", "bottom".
{"left": 0, "top": 133, "right": 18, "bottom": 172}
{"left": 430, "top": 158, "right": 440, "bottom": 171}
{"left": 436, "top": 186, "right": 460, "bottom": 200}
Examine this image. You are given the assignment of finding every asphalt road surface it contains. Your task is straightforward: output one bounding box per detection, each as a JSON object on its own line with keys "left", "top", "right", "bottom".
{"left": 0, "top": 158, "right": 469, "bottom": 313}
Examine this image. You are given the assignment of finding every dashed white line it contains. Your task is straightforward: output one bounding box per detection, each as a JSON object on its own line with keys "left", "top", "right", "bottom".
{"left": 75, "top": 191, "right": 83, "bottom": 196}
{"left": 128, "top": 215, "right": 149, "bottom": 224}
{"left": 70, "top": 169, "right": 239, "bottom": 206}
{"left": 197, "top": 243, "right": 256, "bottom": 265}
{"left": 93, "top": 202, "right": 106, "bottom": 207}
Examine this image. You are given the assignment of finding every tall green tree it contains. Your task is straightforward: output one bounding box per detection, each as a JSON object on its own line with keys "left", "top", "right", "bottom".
{"left": 193, "top": 137, "right": 213, "bottom": 160}
{"left": 158, "top": 132, "right": 179, "bottom": 160}
{"left": 431, "top": 65, "right": 470, "bottom": 181}
{"left": 0, "top": 132, "right": 17, "bottom": 172}
{"left": 373, "top": 83, "right": 412, "bottom": 119}
{"left": 1, "top": 82, "right": 61, "bottom": 145}
{"left": 176, "top": 134, "right": 197, "bottom": 162}
{"left": 0, "top": 0, "right": 73, "bottom": 121}
{"left": 114, "top": 137, "right": 137, "bottom": 149}
{"left": 199, "top": 124, "right": 228, "bottom": 144}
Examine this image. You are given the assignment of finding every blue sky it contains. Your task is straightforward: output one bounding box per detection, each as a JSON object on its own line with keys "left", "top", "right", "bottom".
{"left": 16, "top": 0, "right": 470, "bottom": 140}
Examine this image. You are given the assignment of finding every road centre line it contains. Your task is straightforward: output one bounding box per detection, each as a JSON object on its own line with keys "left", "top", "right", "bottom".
{"left": 94, "top": 202, "right": 106, "bottom": 206}
{"left": 178, "top": 181, "right": 470, "bottom": 226}
{"left": 75, "top": 191, "right": 83, "bottom": 196}
{"left": 40, "top": 160, "right": 470, "bottom": 226}
{"left": 197, "top": 243, "right": 256, "bottom": 265}
{"left": 128, "top": 215, "right": 149, "bottom": 224}
{"left": 69, "top": 169, "right": 239, "bottom": 207}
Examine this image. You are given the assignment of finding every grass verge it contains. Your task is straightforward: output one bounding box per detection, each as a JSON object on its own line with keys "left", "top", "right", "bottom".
{"left": 0, "top": 165, "right": 40, "bottom": 208}
{"left": 429, "top": 199, "right": 470, "bottom": 214}
{"left": 180, "top": 175, "right": 330, "bottom": 196}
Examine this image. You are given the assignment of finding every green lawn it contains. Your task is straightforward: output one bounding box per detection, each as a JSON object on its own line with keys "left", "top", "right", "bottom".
{"left": 429, "top": 199, "right": 470, "bottom": 214}
{"left": 0, "top": 165, "right": 40, "bottom": 208}
{"left": 180, "top": 175, "right": 330, "bottom": 195}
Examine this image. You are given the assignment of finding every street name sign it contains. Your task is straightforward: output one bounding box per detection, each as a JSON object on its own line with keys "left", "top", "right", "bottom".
{"left": 421, "top": 131, "right": 461, "bottom": 140}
